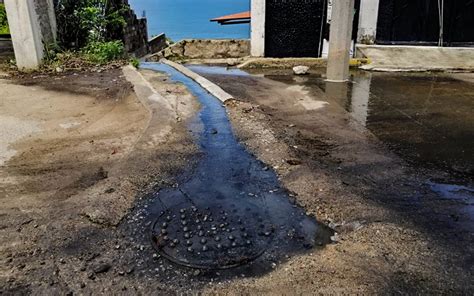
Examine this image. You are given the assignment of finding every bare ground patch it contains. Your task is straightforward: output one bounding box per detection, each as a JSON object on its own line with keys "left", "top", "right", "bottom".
{"left": 0, "top": 68, "right": 200, "bottom": 294}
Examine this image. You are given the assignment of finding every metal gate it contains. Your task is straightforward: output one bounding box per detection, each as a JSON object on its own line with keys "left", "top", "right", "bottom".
{"left": 376, "top": 0, "right": 474, "bottom": 46}
{"left": 265, "top": 0, "right": 327, "bottom": 57}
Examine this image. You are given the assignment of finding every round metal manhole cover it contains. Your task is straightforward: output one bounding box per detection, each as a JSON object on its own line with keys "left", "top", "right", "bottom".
{"left": 150, "top": 203, "right": 274, "bottom": 269}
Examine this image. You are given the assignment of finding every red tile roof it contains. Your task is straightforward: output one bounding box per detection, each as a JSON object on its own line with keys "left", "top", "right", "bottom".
{"left": 211, "top": 11, "right": 251, "bottom": 25}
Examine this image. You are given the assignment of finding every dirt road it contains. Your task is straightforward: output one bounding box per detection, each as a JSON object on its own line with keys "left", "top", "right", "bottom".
{"left": 1, "top": 65, "right": 472, "bottom": 295}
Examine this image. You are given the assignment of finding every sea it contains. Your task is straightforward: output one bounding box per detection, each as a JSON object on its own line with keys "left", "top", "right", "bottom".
{"left": 128, "top": 0, "right": 250, "bottom": 42}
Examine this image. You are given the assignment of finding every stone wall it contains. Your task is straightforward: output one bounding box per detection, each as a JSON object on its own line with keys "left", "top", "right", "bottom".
{"left": 148, "top": 39, "right": 250, "bottom": 61}
{"left": 34, "top": 0, "right": 56, "bottom": 46}
{"left": 120, "top": 0, "right": 149, "bottom": 57}
{"left": 0, "top": 37, "right": 13, "bottom": 61}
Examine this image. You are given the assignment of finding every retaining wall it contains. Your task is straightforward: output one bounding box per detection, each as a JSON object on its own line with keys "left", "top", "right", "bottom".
{"left": 147, "top": 39, "right": 250, "bottom": 61}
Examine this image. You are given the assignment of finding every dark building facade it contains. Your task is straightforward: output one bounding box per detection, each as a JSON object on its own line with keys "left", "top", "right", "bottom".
{"left": 376, "top": 0, "right": 474, "bottom": 46}
{"left": 251, "top": 0, "right": 474, "bottom": 58}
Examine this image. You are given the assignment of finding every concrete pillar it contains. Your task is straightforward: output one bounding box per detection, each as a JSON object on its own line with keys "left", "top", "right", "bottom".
{"left": 251, "top": 0, "right": 265, "bottom": 57}
{"left": 326, "top": 0, "right": 355, "bottom": 82}
{"left": 4, "top": 0, "right": 56, "bottom": 70}
{"left": 357, "top": 0, "right": 380, "bottom": 44}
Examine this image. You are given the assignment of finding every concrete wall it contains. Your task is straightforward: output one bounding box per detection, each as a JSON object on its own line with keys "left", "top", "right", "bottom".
{"left": 35, "top": 0, "right": 56, "bottom": 43}
{"left": 148, "top": 39, "right": 250, "bottom": 61}
{"left": 148, "top": 33, "right": 168, "bottom": 54}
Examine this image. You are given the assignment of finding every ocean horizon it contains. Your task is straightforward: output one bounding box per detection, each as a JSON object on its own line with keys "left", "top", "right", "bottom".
{"left": 128, "top": 0, "right": 250, "bottom": 42}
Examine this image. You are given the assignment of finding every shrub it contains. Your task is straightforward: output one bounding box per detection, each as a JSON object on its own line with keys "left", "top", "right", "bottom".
{"left": 130, "top": 57, "right": 140, "bottom": 68}
{"left": 55, "top": 0, "right": 126, "bottom": 49}
{"left": 82, "top": 40, "right": 125, "bottom": 64}
{"left": 0, "top": 4, "right": 9, "bottom": 35}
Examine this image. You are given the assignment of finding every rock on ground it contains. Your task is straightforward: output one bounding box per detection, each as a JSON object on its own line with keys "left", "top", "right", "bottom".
{"left": 293, "top": 66, "right": 310, "bottom": 75}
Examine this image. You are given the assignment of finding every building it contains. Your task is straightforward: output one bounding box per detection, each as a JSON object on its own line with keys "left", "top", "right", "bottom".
{"left": 250, "top": 0, "right": 474, "bottom": 58}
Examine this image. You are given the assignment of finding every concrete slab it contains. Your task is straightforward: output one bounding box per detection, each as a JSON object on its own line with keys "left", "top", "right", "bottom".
{"left": 161, "top": 59, "right": 234, "bottom": 103}
{"left": 238, "top": 57, "right": 369, "bottom": 69}
{"left": 357, "top": 45, "right": 474, "bottom": 72}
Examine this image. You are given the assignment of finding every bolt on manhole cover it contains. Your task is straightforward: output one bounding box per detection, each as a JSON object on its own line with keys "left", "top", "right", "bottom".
{"left": 150, "top": 203, "right": 274, "bottom": 269}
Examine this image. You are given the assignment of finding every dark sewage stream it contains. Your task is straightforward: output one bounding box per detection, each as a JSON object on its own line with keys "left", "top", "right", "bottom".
{"left": 138, "top": 63, "right": 332, "bottom": 275}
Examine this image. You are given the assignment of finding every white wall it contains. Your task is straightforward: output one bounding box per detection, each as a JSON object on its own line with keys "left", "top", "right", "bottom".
{"left": 251, "top": 0, "right": 265, "bottom": 57}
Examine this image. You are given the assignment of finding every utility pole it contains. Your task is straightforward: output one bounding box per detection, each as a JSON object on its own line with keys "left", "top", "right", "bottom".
{"left": 326, "top": 0, "right": 355, "bottom": 82}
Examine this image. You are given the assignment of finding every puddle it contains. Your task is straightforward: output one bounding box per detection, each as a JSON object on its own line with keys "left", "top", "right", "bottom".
{"left": 138, "top": 63, "right": 332, "bottom": 274}
{"left": 427, "top": 180, "right": 474, "bottom": 229}
{"left": 224, "top": 68, "right": 474, "bottom": 179}
{"left": 189, "top": 65, "right": 474, "bottom": 230}
{"left": 428, "top": 180, "right": 474, "bottom": 201}
{"left": 186, "top": 65, "right": 250, "bottom": 77}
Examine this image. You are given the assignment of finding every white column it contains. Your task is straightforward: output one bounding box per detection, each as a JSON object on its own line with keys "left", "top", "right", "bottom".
{"left": 326, "top": 0, "right": 355, "bottom": 82}
{"left": 4, "top": 0, "right": 43, "bottom": 69}
{"left": 357, "top": 0, "right": 380, "bottom": 44}
{"left": 4, "top": 0, "right": 56, "bottom": 70}
{"left": 251, "top": 0, "right": 265, "bottom": 57}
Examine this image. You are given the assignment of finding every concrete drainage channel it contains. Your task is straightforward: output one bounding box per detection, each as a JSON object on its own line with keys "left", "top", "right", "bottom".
{"left": 138, "top": 62, "right": 333, "bottom": 275}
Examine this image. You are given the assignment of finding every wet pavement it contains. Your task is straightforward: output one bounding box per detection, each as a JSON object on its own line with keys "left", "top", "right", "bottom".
{"left": 188, "top": 65, "right": 474, "bottom": 223}
{"left": 136, "top": 63, "right": 332, "bottom": 274}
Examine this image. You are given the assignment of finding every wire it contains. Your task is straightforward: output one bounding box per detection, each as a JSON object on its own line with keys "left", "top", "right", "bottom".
{"left": 438, "top": 0, "right": 444, "bottom": 46}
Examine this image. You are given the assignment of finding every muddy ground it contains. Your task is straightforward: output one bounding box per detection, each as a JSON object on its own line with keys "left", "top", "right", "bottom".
{"left": 0, "top": 68, "right": 200, "bottom": 294}
{"left": 197, "top": 70, "right": 474, "bottom": 294}
{"left": 1, "top": 65, "right": 473, "bottom": 295}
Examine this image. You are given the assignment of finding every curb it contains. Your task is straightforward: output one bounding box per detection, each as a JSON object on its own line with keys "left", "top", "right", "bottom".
{"left": 122, "top": 65, "right": 174, "bottom": 111}
{"left": 161, "top": 59, "right": 234, "bottom": 103}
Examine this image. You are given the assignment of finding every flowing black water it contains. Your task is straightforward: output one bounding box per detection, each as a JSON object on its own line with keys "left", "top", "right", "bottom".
{"left": 139, "top": 63, "right": 332, "bottom": 273}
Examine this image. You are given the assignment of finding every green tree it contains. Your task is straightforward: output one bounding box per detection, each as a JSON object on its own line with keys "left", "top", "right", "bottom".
{"left": 55, "top": 0, "right": 126, "bottom": 49}
{"left": 0, "top": 4, "right": 9, "bottom": 35}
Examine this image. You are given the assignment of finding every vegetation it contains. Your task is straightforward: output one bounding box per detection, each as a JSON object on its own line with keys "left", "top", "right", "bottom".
{"left": 82, "top": 40, "right": 125, "bottom": 64}
{"left": 2, "top": 1, "right": 139, "bottom": 71}
{"left": 0, "top": 4, "right": 9, "bottom": 35}
{"left": 129, "top": 57, "right": 140, "bottom": 68}
{"left": 42, "top": 0, "right": 137, "bottom": 69}
{"left": 56, "top": 0, "right": 127, "bottom": 49}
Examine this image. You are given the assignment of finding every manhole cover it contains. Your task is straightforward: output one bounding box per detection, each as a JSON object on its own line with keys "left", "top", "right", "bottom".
{"left": 150, "top": 203, "right": 273, "bottom": 269}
